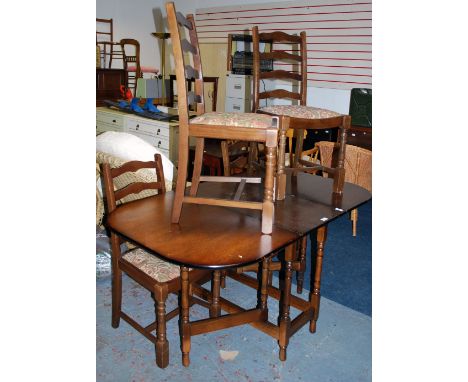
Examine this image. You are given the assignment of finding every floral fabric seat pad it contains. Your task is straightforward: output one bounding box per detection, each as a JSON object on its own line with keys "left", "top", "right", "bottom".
{"left": 260, "top": 105, "right": 341, "bottom": 119}
{"left": 122, "top": 248, "right": 181, "bottom": 282}
{"left": 190, "top": 112, "right": 277, "bottom": 129}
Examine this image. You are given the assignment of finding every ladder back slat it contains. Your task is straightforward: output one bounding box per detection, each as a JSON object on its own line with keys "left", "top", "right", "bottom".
{"left": 258, "top": 31, "right": 301, "bottom": 44}
{"left": 176, "top": 12, "right": 193, "bottom": 30}
{"left": 259, "top": 70, "right": 302, "bottom": 81}
{"left": 260, "top": 51, "right": 302, "bottom": 62}
{"left": 259, "top": 89, "right": 301, "bottom": 100}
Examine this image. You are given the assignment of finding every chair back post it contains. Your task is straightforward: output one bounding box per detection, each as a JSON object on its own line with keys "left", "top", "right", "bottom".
{"left": 252, "top": 26, "right": 261, "bottom": 113}
{"left": 299, "top": 31, "right": 307, "bottom": 105}
{"left": 187, "top": 14, "right": 205, "bottom": 115}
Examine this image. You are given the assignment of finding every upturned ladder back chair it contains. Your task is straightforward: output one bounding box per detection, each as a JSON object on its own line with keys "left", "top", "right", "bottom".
{"left": 252, "top": 26, "right": 350, "bottom": 201}
{"left": 102, "top": 153, "right": 209, "bottom": 368}
{"left": 167, "top": 3, "right": 280, "bottom": 235}
{"left": 166, "top": 1, "right": 279, "bottom": 367}
{"left": 252, "top": 26, "right": 350, "bottom": 293}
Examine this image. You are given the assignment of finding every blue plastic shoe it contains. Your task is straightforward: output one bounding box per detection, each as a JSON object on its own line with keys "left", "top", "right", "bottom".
{"left": 130, "top": 98, "right": 144, "bottom": 113}
{"left": 143, "top": 98, "right": 160, "bottom": 113}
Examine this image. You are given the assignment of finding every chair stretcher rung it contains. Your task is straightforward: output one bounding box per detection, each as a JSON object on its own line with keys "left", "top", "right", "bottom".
{"left": 184, "top": 196, "right": 263, "bottom": 210}
{"left": 199, "top": 176, "right": 261, "bottom": 183}
{"left": 121, "top": 311, "right": 156, "bottom": 344}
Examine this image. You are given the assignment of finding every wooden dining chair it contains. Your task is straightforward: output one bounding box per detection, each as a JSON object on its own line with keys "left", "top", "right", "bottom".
{"left": 96, "top": 18, "right": 124, "bottom": 69}
{"left": 252, "top": 26, "right": 350, "bottom": 201}
{"left": 101, "top": 153, "right": 209, "bottom": 368}
{"left": 166, "top": 2, "right": 280, "bottom": 235}
{"left": 316, "top": 141, "right": 372, "bottom": 236}
{"left": 120, "top": 38, "right": 158, "bottom": 96}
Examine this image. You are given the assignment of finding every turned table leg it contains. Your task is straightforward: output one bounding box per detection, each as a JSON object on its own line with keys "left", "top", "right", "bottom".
{"left": 278, "top": 242, "right": 295, "bottom": 361}
{"left": 309, "top": 226, "right": 327, "bottom": 333}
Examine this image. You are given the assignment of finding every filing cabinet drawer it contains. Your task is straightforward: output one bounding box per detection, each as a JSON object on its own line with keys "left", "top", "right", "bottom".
{"left": 226, "top": 74, "right": 252, "bottom": 99}
{"left": 225, "top": 97, "right": 252, "bottom": 113}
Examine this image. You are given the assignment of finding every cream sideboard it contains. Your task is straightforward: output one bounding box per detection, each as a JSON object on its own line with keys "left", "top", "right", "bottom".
{"left": 96, "top": 107, "right": 179, "bottom": 166}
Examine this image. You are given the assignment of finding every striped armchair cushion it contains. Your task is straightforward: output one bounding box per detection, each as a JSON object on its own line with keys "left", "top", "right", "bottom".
{"left": 260, "top": 105, "right": 341, "bottom": 119}
{"left": 190, "top": 112, "right": 277, "bottom": 129}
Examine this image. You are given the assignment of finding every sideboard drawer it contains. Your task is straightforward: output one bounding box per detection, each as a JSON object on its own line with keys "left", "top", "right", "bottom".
{"left": 130, "top": 130, "right": 170, "bottom": 151}
{"left": 96, "top": 111, "right": 125, "bottom": 127}
{"left": 126, "top": 118, "right": 170, "bottom": 139}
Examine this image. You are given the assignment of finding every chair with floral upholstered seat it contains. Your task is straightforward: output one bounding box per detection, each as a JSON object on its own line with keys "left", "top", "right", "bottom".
{"left": 252, "top": 26, "right": 350, "bottom": 201}
{"left": 101, "top": 153, "right": 209, "bottom": 368}
{"left": 167, "top": 3, "right": 280, "bottom": 235}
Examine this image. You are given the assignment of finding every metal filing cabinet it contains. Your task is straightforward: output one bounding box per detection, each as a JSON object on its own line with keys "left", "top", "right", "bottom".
{"left": 224, "top": 74, "right": 253, "bottom": 112}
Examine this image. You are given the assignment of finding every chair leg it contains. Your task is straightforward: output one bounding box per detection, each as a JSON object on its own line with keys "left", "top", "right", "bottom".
{"left": 180, "top": 266, "right": 191, "bottom": 367}
{"left": 292, "top": 128, "right": 305, "bottom": 170}
{"left": 110, "top": 234, "right": 122, "bottom": 328}
{"left": 276, "top": 127, "right": 287, "bottom": 200}
{"left": 155, "top": 297, "right": 170, "bottom": 368}
{"left": 333, "top": 118, "right": 350, "bottom": 194}
{"left": 190, "top": 137, "right": 205, "bottom": 196}
{"left": 220, "top": 270, "right": 227, "bottom": 288}
{"left": 247, "top": 142, "right": 257, "bottom": 176}
{"left": 296, "top": 235, "right": 307, "bottom": 294}
{"left": 310, "top": 226, "right": 327, "bottom": 333}
{"left": 259, "top": 256, "right": 271, "bottom": 311}
{"left": 350, "top": 208, "right": 358, "bottom": 237}
{"left": 220, "top": 140, "right": 231, "bottom": 176}
{"left": 262, "top": 138, "right": 277, "bottom": 234}
{"left": 171, "top": 130, "right": 189, "bottom": 223}
{"left": 209, "top": 270, "right": 222, "bottom": 318}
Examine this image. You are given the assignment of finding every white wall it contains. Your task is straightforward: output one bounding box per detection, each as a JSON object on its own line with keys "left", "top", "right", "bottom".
{"left": 97, "top": 0, "right": 352, "bottom": 113}
{"left": 172, "top": 0, "right": 352, "bottom": 113}
{"left": 96, "top": 0, "right": 165, "bottom": 73}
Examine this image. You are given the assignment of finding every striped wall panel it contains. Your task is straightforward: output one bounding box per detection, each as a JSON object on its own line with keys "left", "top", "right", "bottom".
{"left": 195, "top": 0, "right": 372, "bottom": 90}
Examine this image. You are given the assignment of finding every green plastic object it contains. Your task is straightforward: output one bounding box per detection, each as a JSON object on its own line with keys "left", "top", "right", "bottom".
{"left": 349, "top": 88, "right": 372, "bottom": 128}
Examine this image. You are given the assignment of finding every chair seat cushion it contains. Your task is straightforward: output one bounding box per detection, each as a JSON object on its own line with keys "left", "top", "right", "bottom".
{"left": 260, "top": 105, "right": 341, "bottom": 120}
{"left": 190, "top": 112, "right": 277, "bottom": 129}
{"left": 127, "top": 66, "right": 158, "bottom": 73}
{"left": 122, "top": 248, "right": 180, "bottom": 282}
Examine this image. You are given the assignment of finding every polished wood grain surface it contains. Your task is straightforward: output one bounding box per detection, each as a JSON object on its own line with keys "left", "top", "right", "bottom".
{"left": 195, "top": 173, "right": 371, "bottom": 235}
{"left": 107, "top": 191, "right": 297, "bottom": 269}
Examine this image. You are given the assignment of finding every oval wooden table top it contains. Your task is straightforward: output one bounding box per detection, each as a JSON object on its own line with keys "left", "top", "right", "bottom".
{"left": 107, "top": 191, "right": 298, "bottom": 269}
{"left": 107, "top": 174, "right": 371, "bottom": 269}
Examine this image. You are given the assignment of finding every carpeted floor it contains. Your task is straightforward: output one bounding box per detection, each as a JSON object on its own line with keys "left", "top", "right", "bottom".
{"left": 96, "top": 199, "right": 372, "bottom": 380}
{"left": 298, "top": 200, "right": 372, "bottom": 316}
{"left": 97, "top": 275, "right": 371, "bottom": 381}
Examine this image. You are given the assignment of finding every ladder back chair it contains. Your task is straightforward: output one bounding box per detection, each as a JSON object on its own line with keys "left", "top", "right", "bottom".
{"left": 120, "top": 38, "right": 159, "bottom": 97}
{"left": 252, "top": 26, "right": 350, "bottom": 200}
{"left": 120, "top": 38, "right": 143, "bottom": 96}
{"left": 166, "top": 1, "right": 280, "bottom": 367}
{"left": 102, "top": 153, "right": 209, "bottom": 368}
{"left": 96, "top": 18, "right": 124, "bottom": 69}
{"left": 167, "top": 2, "right": 280, "bottom": 235}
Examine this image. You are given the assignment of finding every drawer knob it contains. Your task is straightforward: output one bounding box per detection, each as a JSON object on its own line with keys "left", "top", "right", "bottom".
{"left": 158, "top": 141, "right": 161, "bottom": 147}
{"left": 112, "top": 119, "right": 116, "bottom": 123}
{"left": 136, "top": 124, "right": 139, "bottom": 130}
{"left": 157, "top": 128, "right": 160, "bottom": 134}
